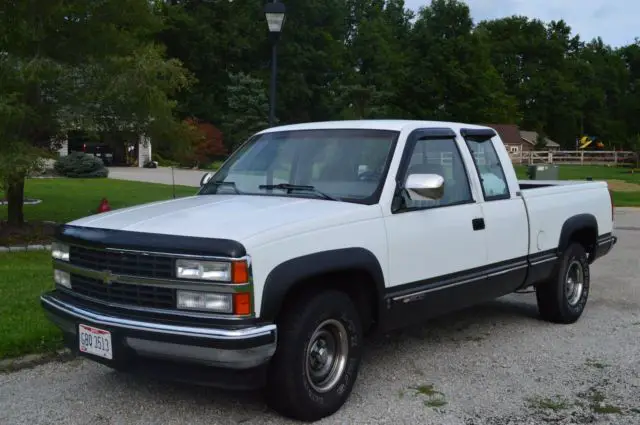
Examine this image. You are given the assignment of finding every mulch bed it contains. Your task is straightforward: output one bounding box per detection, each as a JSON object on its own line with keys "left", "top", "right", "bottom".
{"left": 0, "top": 221, "right": 58, "bottom": 246}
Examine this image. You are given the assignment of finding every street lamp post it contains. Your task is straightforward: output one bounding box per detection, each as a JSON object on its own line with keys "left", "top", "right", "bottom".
{"left": 264, "top": 1, "right": 286, "bottom": 127}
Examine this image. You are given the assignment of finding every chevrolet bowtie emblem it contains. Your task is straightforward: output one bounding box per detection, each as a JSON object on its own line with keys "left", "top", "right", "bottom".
{"left": 102, "top": 270, "right": 115, "bottom": 285}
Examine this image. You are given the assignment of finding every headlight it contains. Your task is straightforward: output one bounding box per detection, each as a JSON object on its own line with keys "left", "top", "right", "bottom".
{"left": 51, "top": 242, "right": 70, "bottom": 261}
{"left": 175, "top": 259, "right": 232, "bottom": 282}
{"left": 176, "top": 290, "right": 233, "bottom": 313}
{"left": 54, "top": 269, "right": 71, "bottom": 288}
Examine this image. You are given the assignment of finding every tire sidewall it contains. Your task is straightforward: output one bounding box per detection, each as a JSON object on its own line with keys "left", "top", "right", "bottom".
{"left": 560, "top": 244, "right": 590, "bottom": 317}
{"left": 298, "top": 295, "right": 363, "bottom": 412}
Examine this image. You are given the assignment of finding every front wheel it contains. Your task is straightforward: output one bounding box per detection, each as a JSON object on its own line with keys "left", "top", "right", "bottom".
{"left": 536, "top": 242, "right": 590, "bottom": 324}
{"left": 265, "top": 290, "right": 363, "bottom": 422}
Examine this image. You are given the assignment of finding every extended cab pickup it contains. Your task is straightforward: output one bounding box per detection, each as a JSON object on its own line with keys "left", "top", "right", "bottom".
{"left": 41, "top": 120, "right": 617, "bottom": 421}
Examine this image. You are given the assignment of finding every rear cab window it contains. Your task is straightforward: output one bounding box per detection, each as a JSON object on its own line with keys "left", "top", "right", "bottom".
{"left": 464, "top": 137, "right": 510, "bottom": 201}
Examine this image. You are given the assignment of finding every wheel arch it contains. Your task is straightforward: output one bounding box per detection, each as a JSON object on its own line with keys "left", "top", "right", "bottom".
{"left": 558, "top": 214, "right": 598, "bottom": 261}
{"left": 259, "top": 248, "right": 386, "bottom": 330}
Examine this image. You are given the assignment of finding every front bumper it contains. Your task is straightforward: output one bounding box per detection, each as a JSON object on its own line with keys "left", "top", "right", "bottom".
{"left": 41, "top": 291, "right": 277, "bottom": 372}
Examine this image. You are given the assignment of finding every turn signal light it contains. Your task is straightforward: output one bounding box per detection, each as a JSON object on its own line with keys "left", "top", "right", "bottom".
{"left": 232, "top": 261, "right": 249, "bottom": 284}
{"left": 233, "top": 293, "right": 251, "bottom": 315}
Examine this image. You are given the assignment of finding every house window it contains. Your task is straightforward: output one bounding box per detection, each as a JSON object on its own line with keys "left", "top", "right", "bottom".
{"left": 509, "top": 146, "right": 519, "bottom": 154}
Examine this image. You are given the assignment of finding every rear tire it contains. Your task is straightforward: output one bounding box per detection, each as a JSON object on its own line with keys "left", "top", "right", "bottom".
{"left": 265, "top": 290, "right": 363, "bottom": 422}
{"left": 536, "top": 242, "right": 590, "bottom": 324}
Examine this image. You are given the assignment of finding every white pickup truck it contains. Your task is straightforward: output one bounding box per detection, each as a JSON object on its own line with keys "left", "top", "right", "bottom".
{"left": 42, "top": 120, "right": 617, "bottom": 421}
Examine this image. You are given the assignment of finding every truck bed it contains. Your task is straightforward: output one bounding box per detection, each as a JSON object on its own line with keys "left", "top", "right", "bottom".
{"left": 517, "top": 179, "right": 613, "bottom": 255}
{"left": 518, "top": 179, "right": 599, "bottom": 190}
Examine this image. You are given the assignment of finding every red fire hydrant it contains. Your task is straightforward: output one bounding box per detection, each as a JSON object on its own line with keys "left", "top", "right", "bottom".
{"left": 97, "top": 198, "right": 111, "bottom": 213}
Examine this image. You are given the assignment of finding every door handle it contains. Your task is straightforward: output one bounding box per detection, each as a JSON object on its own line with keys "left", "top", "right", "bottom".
{"left": 472, "top": 218, "right": 485, "bottom": 231}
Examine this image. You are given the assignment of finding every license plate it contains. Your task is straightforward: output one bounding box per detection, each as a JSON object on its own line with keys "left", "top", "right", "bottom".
{"left": 78, "top": 324, "right": 113, "bottom": 360}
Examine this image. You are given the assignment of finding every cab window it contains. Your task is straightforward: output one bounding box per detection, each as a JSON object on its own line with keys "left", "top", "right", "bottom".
{"left": 399, "top": 137, "right": 473, "bottom": 210}
{"left": 465, "top": 139, "right": 510, "bottom": 200}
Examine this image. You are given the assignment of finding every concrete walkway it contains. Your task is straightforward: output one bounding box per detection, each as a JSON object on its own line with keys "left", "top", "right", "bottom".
{"left": 108, "top": 167, "right": 207, "bottom": 187}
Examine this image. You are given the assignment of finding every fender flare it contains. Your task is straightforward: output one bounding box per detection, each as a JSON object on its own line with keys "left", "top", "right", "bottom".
{"left": 557, "top": 214, "right": 598, "bottom": 254}
{"left": 259, "top": 248, "right": 386, "bottom": 322}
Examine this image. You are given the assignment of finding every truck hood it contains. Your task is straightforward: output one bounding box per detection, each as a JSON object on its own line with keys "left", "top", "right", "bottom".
{"left": 68, "top": 194, "right": 374, "bottom": 245}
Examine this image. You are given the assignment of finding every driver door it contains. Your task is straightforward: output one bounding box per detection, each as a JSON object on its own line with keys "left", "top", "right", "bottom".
{"left": 383, "top": 130, "right": 488, "bottom": 330}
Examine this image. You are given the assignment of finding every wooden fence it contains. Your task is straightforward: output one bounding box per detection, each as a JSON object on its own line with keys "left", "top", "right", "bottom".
{"left": 509, "top": 150, "right": 638, "bottom": 166}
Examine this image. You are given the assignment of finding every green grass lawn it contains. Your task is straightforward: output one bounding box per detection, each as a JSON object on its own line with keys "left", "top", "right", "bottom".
{"left": 1, "top": 178, "right": 197, "bottom": 224}
{"left": 0, "top": 251, "right": 62, "bottom": 359}
{"left": 0, "top": 178, "right": 198, "bottom": 360}
{"left": 513, "top": 164, "right": 640, "bottom": 183}
{"left": 514, "top": 165, "right": 640, "bottom": 207}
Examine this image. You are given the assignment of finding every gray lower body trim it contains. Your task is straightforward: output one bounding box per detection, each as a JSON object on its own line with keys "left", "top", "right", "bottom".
{"left": 124, "top": 338, "right": 275, "bottom": 369}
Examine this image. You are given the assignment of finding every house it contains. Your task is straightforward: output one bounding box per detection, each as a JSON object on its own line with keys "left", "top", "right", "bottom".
{"left": 482, "top": 124, "right": 561, "bottom": 154}
{"left": 519, "top": 131, "right": 561, "bottom": 151}
{"left": 482, "top": 124, "right": 525, "bottom": 154}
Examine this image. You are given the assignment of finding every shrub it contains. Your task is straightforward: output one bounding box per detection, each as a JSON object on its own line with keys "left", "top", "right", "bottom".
{"left": 152, "top": 153, "right": 179, "bottom": 168}
{"left": 54, "top": 152, "right": 109, "bottom": 178}
{"left": 181, "top": 118, "right": 227, "bottom": 168}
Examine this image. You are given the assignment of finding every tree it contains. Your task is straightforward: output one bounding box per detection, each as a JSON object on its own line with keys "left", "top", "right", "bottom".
{"left": 182, "top": 118, "right": 227, "bottom": 168}
{"left": 336, "top": 84, "right": 395, "bottom": 119}
{"left": 341, "top": 0, "right": 414, "bottom": 118}
{"left": 575, "top": 38, "right": 630, "bottom": 147}
{"left": 0, "top": 0, "right": 193, "bottom": 226}
{"left": 222, "top": 72, "right": 270, "bottom": 151}
{"left": 157, "top": 0, "right": 265, "bottom": 126}
{"left": 401, "top": 0, "right": 520, "bottom": 123}
{"left": 477, "top": 16, "right": 582, "bottom": 141}
{"left": 533, "top": 126, "right": 549, "bottom": 151}
{"left": 628, "top": 134, "right": 640, "bottom": 169}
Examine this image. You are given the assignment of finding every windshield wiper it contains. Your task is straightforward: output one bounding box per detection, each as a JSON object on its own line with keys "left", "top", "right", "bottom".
{"left": 258, "top": 183, "right": 339, "bottom": 201}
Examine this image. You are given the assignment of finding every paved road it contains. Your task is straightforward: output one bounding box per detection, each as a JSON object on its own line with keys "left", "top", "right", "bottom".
{"left": 2, "top": 209, "right": 639, "bottom": 425}
{"left": 108, "top": 167, "right": 205, "bottom": 187}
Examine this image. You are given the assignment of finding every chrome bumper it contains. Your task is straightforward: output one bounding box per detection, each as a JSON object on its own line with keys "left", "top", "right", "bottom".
{"left": 41, "top": 292, "right": 277, "bottom": 370}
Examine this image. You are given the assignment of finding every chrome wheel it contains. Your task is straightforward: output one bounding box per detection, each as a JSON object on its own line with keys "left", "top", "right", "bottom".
{"left": 305, "top": 319, "right": 349, "bottom": 393}
{"left": 565, "top": 260, "right": 584, "bottom": 306}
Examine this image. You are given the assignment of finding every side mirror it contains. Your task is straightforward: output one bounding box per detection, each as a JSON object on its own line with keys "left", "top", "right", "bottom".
{"left": 200, "top": 172, "right": 214, "bottom": 187}
{"left": 405, "top": 173, "right": 444, "bottom": 201}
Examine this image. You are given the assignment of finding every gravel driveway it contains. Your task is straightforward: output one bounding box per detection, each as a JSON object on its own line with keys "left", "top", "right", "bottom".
{"left": 2, "top": 209, "right": 639, "bottom": 425}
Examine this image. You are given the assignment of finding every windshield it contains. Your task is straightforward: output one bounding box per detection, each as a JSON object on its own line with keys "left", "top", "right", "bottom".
{"left": 199, "top": 128, "right": 399, "bottom": 204}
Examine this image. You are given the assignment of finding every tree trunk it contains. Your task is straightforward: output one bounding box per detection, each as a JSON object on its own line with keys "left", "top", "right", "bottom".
{"left": 6, "top": 175, "right": 25, "bottom": 226}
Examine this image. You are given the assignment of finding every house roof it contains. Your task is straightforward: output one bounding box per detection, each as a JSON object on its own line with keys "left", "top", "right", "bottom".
{"left": 481, "top": 124, "right": 522, "bottom": 145}
{"left": 520, "top": 130, "right": 560, "bottom": 147}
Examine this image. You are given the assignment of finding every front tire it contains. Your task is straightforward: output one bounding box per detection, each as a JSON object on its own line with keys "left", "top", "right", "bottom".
{"left": 536, "top": 242, "right": 590, "bottom": 324}
{"left": 265, "top": 290, "right": 363, "bottom": 422}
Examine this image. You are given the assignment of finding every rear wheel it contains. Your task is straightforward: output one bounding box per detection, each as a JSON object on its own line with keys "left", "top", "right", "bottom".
{"left": 536, "top": 242, "right": 590, "bottom": 324}
{"left": 265, "top": 290, "right": 363, "bottom": 422}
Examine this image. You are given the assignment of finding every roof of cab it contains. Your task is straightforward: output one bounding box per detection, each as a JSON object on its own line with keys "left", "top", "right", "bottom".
{"left": 257, "top": 119, "right": 494, "bottom": 134}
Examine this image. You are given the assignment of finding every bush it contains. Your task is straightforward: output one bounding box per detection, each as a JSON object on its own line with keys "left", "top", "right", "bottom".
{"left": 54, "top": 152, "right": 109, "bottom": 178}
{"left": 152, "top": 153, "right": 179, "bottom": 168}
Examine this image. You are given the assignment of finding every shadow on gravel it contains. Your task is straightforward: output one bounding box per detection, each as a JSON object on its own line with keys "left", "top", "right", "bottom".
{"left": 96, "top": 295, "right": 542, "bottom": 421}
{"left": 366, "top": 295, "right": 541, "bottom": 347}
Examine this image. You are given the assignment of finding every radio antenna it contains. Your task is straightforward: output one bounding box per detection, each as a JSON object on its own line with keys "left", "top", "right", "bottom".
{"left": 171, "top": 166, "right": 176, "bottom": 199}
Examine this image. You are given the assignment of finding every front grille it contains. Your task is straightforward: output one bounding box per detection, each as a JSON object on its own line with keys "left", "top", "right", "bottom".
{"left": 70, "top": 274, "right": 175, "bottom": 309}
{"left": 69, "top": 245, "right": 174, "bottom": 279}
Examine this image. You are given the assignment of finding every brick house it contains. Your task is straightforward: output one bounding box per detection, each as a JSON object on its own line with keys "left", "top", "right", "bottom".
{"left": 483, "top": 124, "right": 561, "bottom": 154}
{"left": 519, "top": 131, "right": 560, "bottom": 151}
{"left": 482, "top": 124, "right": 525, "bottom": 154}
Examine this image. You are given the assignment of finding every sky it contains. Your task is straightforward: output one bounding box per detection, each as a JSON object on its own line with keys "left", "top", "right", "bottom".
{"left": 405, "top": 0, "right": 638, "bottom": 47}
